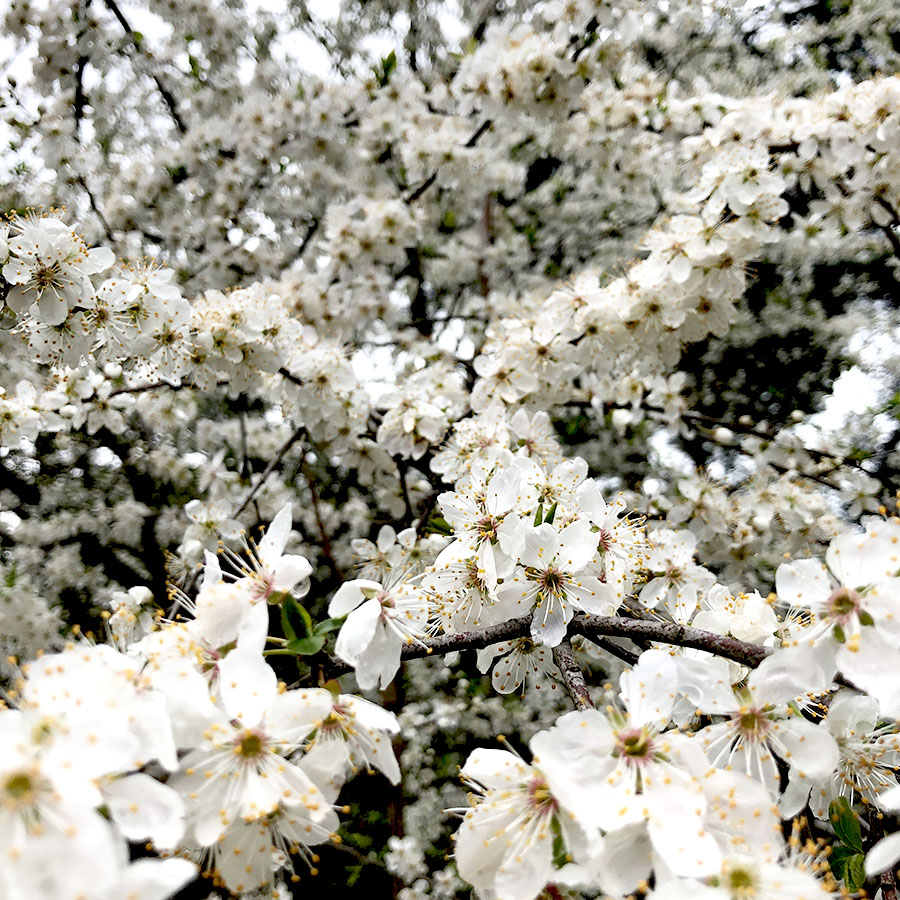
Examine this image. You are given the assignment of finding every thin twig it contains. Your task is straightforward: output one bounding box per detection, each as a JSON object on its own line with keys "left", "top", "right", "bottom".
{"left": 301, "top": 451, "right": 343, "bottom": 580}
{"left": 394, "top": 456, "right": 415, "bottom": 524}
{"left": 403, "top": 120, "right": 492, "bottom": 203}
{"left": 232, "top": 425, "right": 306, "bottom": 519}
{"left": 103, "top": 0, "right": 187, "bottom": 133}
{"left": 583, "top": 635, "right": 641, "bottom": 668}
{"left": 77, "top": 175, "right": 115, "bottom": 244}
{"left": 552, "top": 638, "right": 595, "bottom": 709}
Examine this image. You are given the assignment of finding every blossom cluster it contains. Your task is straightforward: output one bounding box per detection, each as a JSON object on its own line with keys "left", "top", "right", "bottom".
{"left": 1, "top": 507, "right": 402, "bottom": 898}
{"left": 3, "top": 3, "right": 900, "bottom": 899}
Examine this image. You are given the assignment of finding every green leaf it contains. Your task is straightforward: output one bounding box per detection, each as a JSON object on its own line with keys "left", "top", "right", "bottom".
{"left": 439, "top": 210, "right": 456, "bottom": 232}
{"left": 858, "top": 609, "right": 875, "bottom": 627}
{"left": 313, "top": 617, "right": 345, "bottom": 636}
{"left": 425, "top": 515, "right": 453, "bottom": 536}
{"left": 829, "top": 797, "right": 863, "bottom": 852}
{"left": 550, "top": 817, "right": 568, "bottom": 869}
{"left": 533, "top": 503, "right": 544, "bottom": 526}
{"left": 282, "top": 599, "right": 314, "bottom": 641}
{"left": 375, "top": 50, "right": 397, "bottom": 87}
{"left": 544, "top": 501, "right": 558, "bottom": 525}
{"left": 828, "top": 843, "right": 855, "bottom": 881}
{"left": 846, "top": 853, "right": 866, "bottom": 891}
{"left": 287, "top": 635, "right": 326, "bottom": 655}
{"left": 832, "top": 623, "right": 846, "bottom": 643}
{"left": 280, "top": 603, "right": 296, "bottom": 642}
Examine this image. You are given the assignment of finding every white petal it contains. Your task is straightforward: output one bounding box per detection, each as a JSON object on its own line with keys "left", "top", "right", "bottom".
{"left": 329, "top": 579, "right": 382, "bottom": 617}
{"left": 749, "top": 645, "right": 832, "bottom": 707}
{"left": 866, "top": 830, "right": 900, "bottom": 876}
{"left": 775, "top": 558, "right": 831, "bottom": 608}
{"left": 675, "top": 655, "right": 736, "bottom": 714}
{"left": 216, "top": 648, "right": 277, "bottom": 727}
{"left": 257, "top": 503, "right": 293, "bottom": 563}
{"left": 620, "top": 649, "right": 677, "bottom": 729}
{"left": 334, "top": 599, "right": 381, "bottom": 664}
{"left": 103, "top": 773, "right": 185, "bottom": 850}
{"left": 771, "top": 719, "right": 839, "bottom": 780}
{"left": 557, "top": 518, "right": 599, "bottom": 572}
{"left": 344, "top": 695, "right": 400, "bottom": 734}
{"left": 461, "top": 748, "right": 532, "bottom": 789}
{"left": 520, "top": 523, "right": 561, "bottom": 570}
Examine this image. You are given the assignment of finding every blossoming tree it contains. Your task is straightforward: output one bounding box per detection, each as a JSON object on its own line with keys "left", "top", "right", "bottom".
{"left": 2, "top": 0, "right": 900, "bottom": 898}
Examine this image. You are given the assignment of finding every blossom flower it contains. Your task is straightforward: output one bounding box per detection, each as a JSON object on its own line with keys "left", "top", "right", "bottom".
{"left": 638, "top": 527, "right": 716, "bottom": 624}
{"left": 678, "top": 647, "right": 839, "bottom": 800}
{"left": 3, "top": 216, "right": 114, "bottom": 325}
{"left": 476, "top": 637, "right": 560, "bottom": 694}
{"left": 533, "top": 652, "right": 724, "bottom": 880}
{"left": 498, "top": 520, "right": 618, "bottom": 646}
{"left": 329, "top": 578, "right": 432, "bottom": 690}
{"left": 299, "top": 690, "right": 401, "bottom": 801}
{"left": 776, "top": 521, "right": 900, "bottom": 716}
{"left": 453, "top": 747, "right": 597, "bottom": 900}
{"left": 781, "top": 689, "right": 900, "bottom": 819}
{"left": 170, "top": 648, "right": 333, "bottom": 846}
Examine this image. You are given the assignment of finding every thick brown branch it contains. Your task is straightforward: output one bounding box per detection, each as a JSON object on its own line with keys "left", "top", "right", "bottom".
{"left": 570, "top": 615, "right": 770, "bottom": 668}
{"left": 326, "top": 614, "right": 770, "bottom": 679}
{"left": 552, "top": 638, "right": 594, "bottom": 709}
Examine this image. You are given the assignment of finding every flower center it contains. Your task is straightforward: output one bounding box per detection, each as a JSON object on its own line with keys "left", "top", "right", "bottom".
{"left": 475, "top": 515, "right": 500, "bottom": 542}
{"left": 526, "top": 777, "right": 558, "bottom": 814}
{"left": 528, "top": 566, "right": 567, "bottom": 597}
{"left": 234, "top": 729, "right": 267, "bottom": 759}
{"left": 826, "top": 587, "right": 862, "bottom": 621}
{"left": 4, "top": 772, "right": 35, "bottom": 805}
{"left": 726, "top": 864, "right": 758, "bottom": 898}
{"left": 734, "top": 706, "right": 770, "bottom": 741}
{"left": 614, "top": 726, "right": 654, "bottom": 762}
{"left": 32, "top": 262, "right": 62, "bottom": 291}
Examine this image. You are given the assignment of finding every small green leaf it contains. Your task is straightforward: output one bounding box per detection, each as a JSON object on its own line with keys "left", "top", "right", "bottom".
{"left": 550, "top": 816, "right": 568, "bottom": 869}
{"left": 280, "top": 604, "right": 296, "bottom": 642}
{"left": 832, "top": 623, "right": 846, "bottom": 644}
{"left": 858, "top": 609, "right": 875, "bottom": 627}
{"left": 375, "top": 50, "right": 397, "bottom": 87}
{"left": 846, "top": 852, "right": 866, "bottom": 891}
{"left": 425, "top": 515, "right": 453, "bottom": 536}
{"left": 533, "top": 503, "right": 544, "bottom": 526}
{"left": 287, "top": 635, "right": 326, "bottom": 655}
{"left": 439, "top": 210, "right": 456, "bottom": 232}
{"left": 282, "top": 599, "right": 314, "bottom": 641}
{"left": 828, "top": 843, "right": 855, "bottom": 881}
{"left": 313, "top": 617, "right": 345, "bottom": 636}
{"left": 544, "top": 501, "right": 558, "bottom": 525}
{"left": 829, "top": 797, "right": 863, "bottom": 852}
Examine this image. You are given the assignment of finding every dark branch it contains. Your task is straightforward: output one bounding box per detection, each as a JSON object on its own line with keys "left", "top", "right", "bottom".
{"left": 103, "top": 0, "right": 187, "bottom": 134}
{"left": 326, "top": 613, "right": 771, "bottom": 678}
{"left": 552, "top": 638, "right": 595, "bottom": 709}
{"left": 232, "top": 425, "right": 306, "bottom": 518}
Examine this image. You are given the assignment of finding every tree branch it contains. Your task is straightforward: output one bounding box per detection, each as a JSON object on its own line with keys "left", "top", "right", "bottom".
{"left": 325, "top": 613, "right": 771, "bottom": 677}
{"left": 570, "top": 615, "right": 770, "bottom": 668}
{"left": 552, "top": 638, "right": 594, "bottom": 709}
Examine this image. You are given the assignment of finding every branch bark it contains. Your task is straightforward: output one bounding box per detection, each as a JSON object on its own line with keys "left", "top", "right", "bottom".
{"left": 325, "top": 613, "right": 771, "bottom": 677}
{"left": 552, "top": 638, "right": 595, "bottom": 709}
